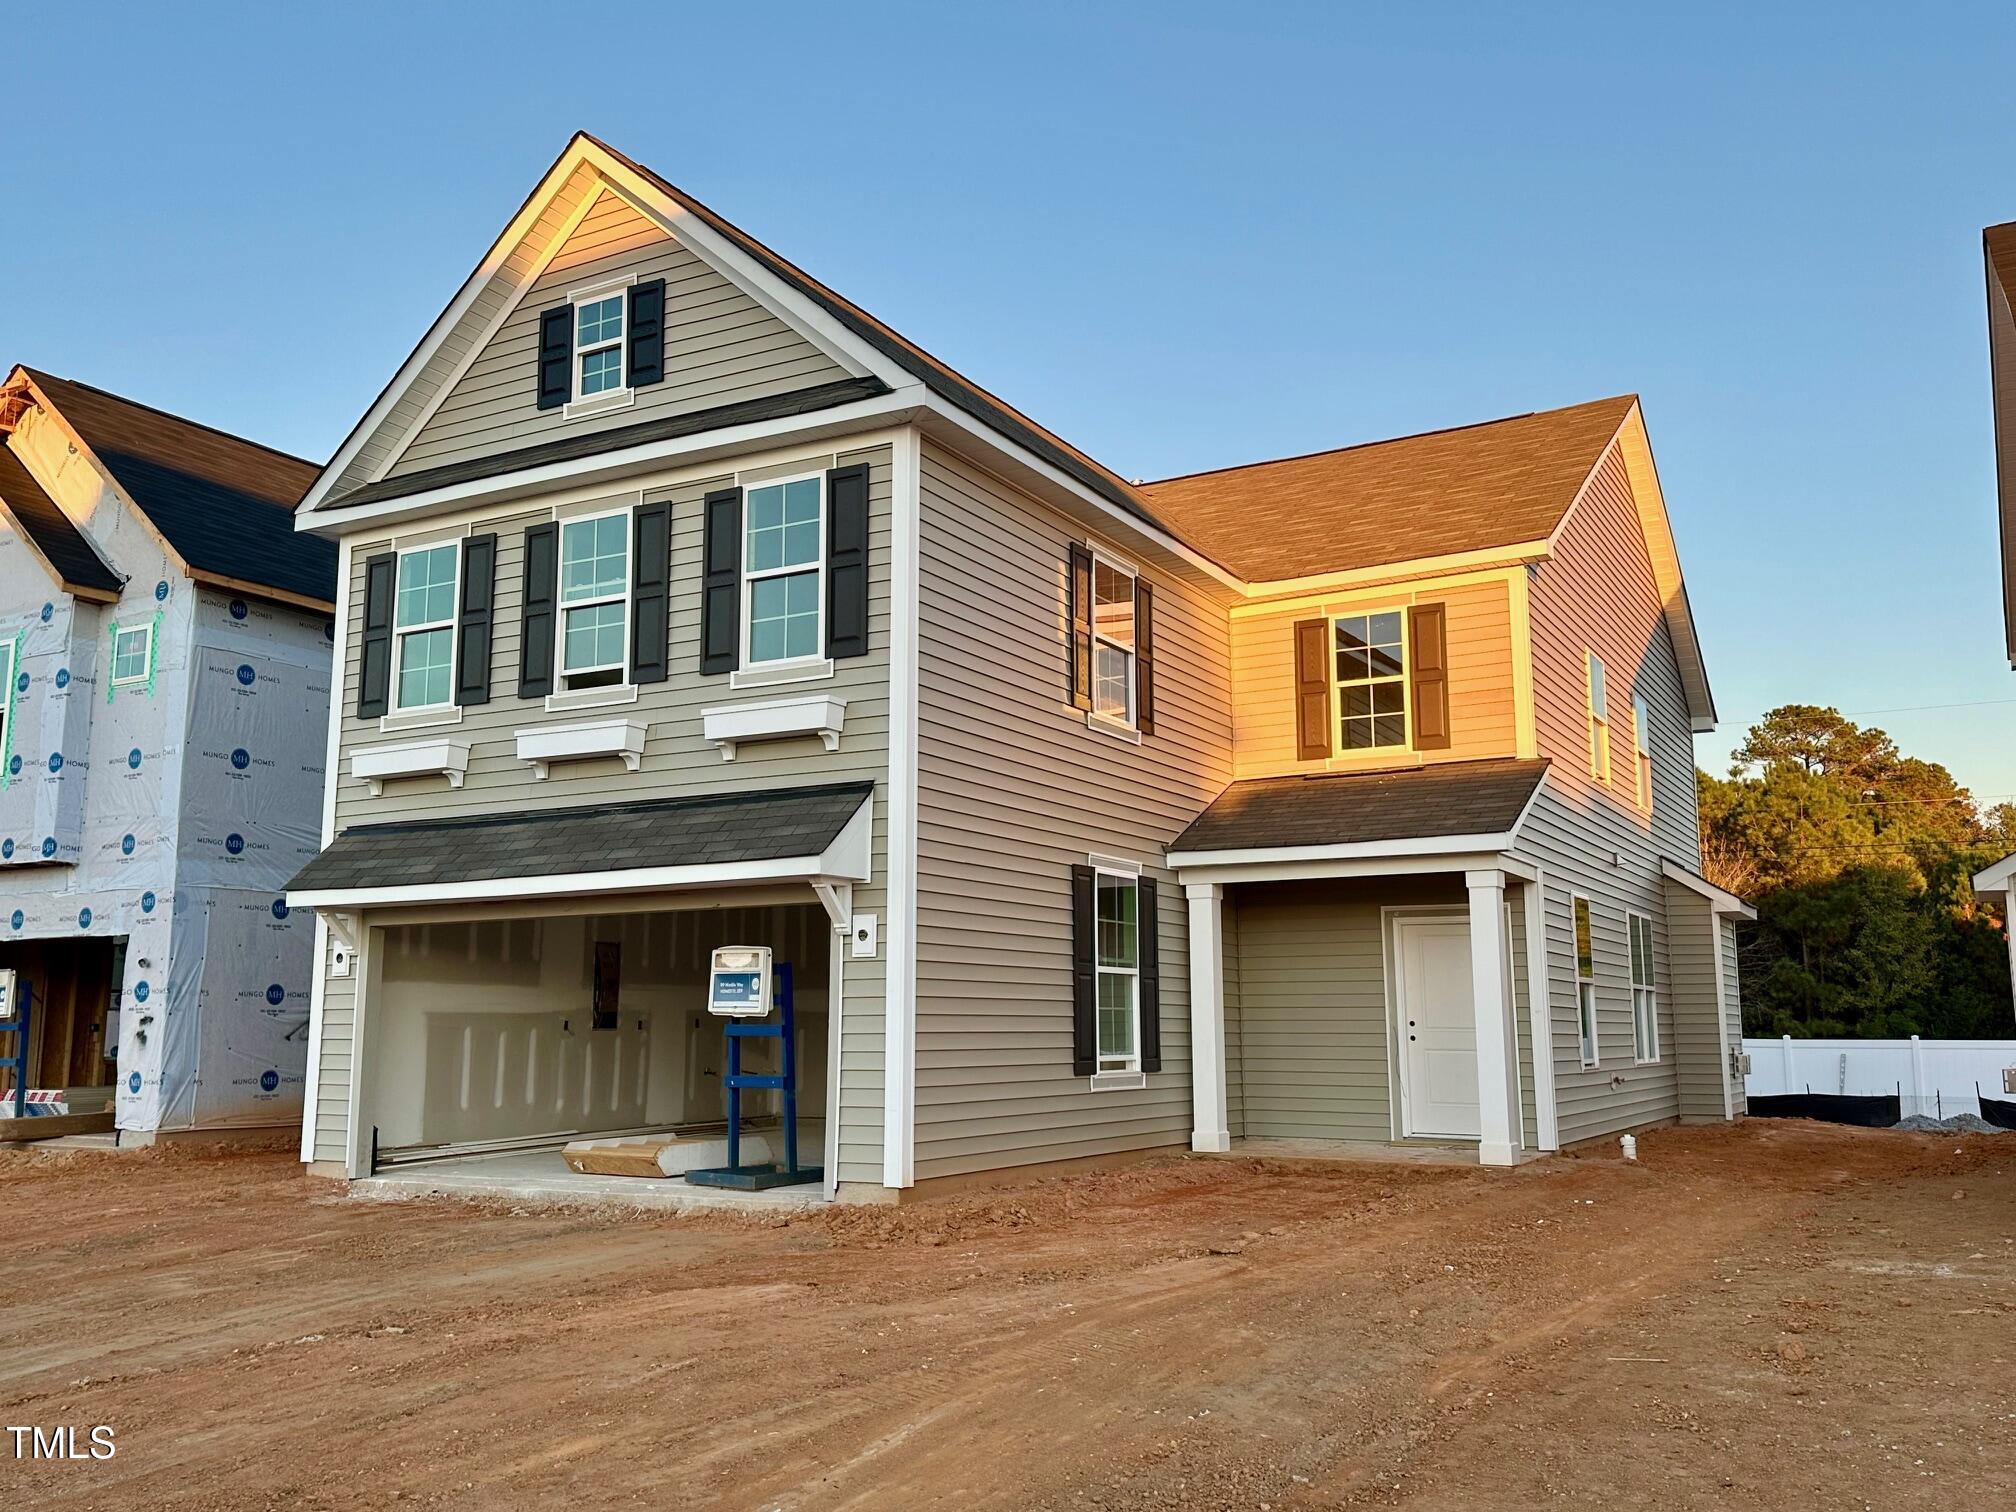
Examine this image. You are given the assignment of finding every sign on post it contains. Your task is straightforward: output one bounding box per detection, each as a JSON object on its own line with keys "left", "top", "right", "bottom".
{"left": 707, "top": 946, "right": 773, "bottom": 1018}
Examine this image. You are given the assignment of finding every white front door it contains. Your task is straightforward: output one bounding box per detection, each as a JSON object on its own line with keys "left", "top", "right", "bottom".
{"left": 1394, "top": 916, "right": 1480, "bottom": 1139}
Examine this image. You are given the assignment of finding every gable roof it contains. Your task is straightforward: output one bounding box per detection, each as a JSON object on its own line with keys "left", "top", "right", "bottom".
{"left": 1139, "top": 396, "right": 1639, "bottom": 582}
{"left": 12, "top": 369, "right": 334, "bottom": 609}
{"left": 0, "top": 442, "right": 121, "bottom": 599}
{"left": 1984, "top": 221, "right": 2016, "bottom": 666}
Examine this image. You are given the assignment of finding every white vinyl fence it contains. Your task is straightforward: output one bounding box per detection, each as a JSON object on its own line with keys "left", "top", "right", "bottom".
{"left": 1744, "top": 1037, "right": 2016, "bottom": 1120}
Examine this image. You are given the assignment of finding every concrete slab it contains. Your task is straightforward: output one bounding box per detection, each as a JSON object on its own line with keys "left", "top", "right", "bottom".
{"left": 351, "top": 1147, "right": 828, "bottom": 1215}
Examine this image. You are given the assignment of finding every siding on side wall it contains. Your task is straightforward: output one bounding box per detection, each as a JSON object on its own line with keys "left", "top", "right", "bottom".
{"left": 383, "top": 189, "right": 853, "bottom": 481}
{"left": 1229, "top": 575, "right": 1519, "bottom": 779}
{"left": 1665, "top": 881, "right": 1727, "bottom": 1121}
{"left": 1222, "top": 898, "right": 1244, "bottom": 1138}
{"left": 317, "top": 442, "right": 894, "bottom": 1184}
{"left": 1720, "top": 917, "right": 1746, "bottom": 1115}
{"left": 912, "top": 439, "right": 1235, "bottom": 1181}
{"left": 1514, "top": 442, "right": 1702, "bottom": 1145}
{"left": 311, "top": 945, "right": 357, "bottom": 1166}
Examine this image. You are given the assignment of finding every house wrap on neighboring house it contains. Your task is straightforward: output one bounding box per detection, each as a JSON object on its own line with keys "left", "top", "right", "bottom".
{"left": 285, "top": 133, "right": 1749, "bottom": 1198}
{"left": 0, "top": 368, "right": 336, "bottom": 1138}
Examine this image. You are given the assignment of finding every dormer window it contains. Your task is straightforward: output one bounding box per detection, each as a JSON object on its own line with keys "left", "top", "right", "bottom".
{"left": 575, "top": 295, "right": 627, "bottom": 398}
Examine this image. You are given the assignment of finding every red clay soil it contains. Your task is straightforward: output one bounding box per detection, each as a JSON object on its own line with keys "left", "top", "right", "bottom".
{"left": 0, "top": 1121, "right": 2010, "bottom": 1509}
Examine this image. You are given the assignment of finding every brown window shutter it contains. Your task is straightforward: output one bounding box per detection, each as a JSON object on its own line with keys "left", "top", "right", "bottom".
{"left": 1134, "top": 579, "right": 1155, "bottom": 735}
{"left": 1409, "top": 601, "right": 1451, "bottom": 750}
{"left": 1293, "top": 617, "right": 1331, "bottom": 760}
{"left": 1067, "top": 543, "right": 1094, "bottom": 710}
{"left": 1070, "top": 864, "right": 1097, "bottom": 1075}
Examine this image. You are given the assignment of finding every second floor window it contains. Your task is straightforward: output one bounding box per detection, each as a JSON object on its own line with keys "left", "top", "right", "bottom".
{"left": 1334, "top": 611, "right": 1405, "bottom": 749}
{"left": 1586, "top": 651, "right": 1611, "bottom": 782}
{"left": 744, "top": 475, "right": 823, "bottom": 666}
{"left": 394, "top": 544, "right": 458, "bottom": 710}
{"left": 1633, "top": 694, "right": 1653, "bottom": 808}
{"left": 575, "top": 294, "right": 627, "bottom": 397}
{"left": 1092, "top": 558, "right": 1136, "bottom": 723}
{"left": 560, "top": 512, "right": 629, "bottom": 689}
{"left": 110, "top": 623, "right": 153, "bottom": 686}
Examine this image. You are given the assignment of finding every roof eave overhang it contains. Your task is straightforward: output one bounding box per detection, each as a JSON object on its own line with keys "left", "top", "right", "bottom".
{"left": 1660, "top": 859, "right": 1757, "bottom": 920}
{"left": 1167, "top": 832, "right": 1532, "bottom": 887}
{"left": 0, "top": 499, "right": 120, "bottom": 603}
{"left": 1970, "top": 849, "right": 2016, "bottom": 898}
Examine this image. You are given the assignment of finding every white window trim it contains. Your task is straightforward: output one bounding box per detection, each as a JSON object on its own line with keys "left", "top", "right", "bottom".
{"left": 1632, "top": 693, "right": 1653, "bottom": 810}
{"left": 1628, "top": 911, "right": 1660, "bottom": 1064}
{"left": 109, "top": 621, "right": 154, "bottom": 688}
{"left": 1587, "top": 651, "right": 1611, "bottom": 784}
{"left": 1089, "top": 551, "right": 1139, "bottom": 731}
{"left": 565, "top": 277, "right": 633, "bottom": 416}
{"left": 391, "top": 542, "right": 459, "bottom": 714}
{"left": 739, "top": 469, "right": 827, "bottom": 676}
{"left": 1572, "top": 893, "right": 1599, "bottom": 1068}
{"left": 1329, "top": 606, "right": 1411, "bottom": 757}
{"left": 554, "top": 505, "right": 633, "bottom": 693}
{"left": 1093, "top": 863, "right": 1142, "bottom": 1075}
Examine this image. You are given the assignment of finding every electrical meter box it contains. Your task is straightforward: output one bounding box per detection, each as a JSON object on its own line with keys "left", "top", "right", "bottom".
{"left": 708, "top": 946, "right": 774, "bottom": 1018}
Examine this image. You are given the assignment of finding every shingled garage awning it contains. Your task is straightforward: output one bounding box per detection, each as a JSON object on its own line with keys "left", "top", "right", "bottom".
{"left": 287, "top": 781, "right": 873, "bottom": 918}
{"left": 1168, "top": 758, "right": 1550, "bottom": 871}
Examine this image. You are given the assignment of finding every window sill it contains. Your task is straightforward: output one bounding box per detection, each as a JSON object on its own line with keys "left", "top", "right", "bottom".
{"left": 730, "top": 658, "right": 834, "bottom": 691}
{"left": 1085, "top": 711, "right": 1141, "bottom": 744}
{"left": 563, "top": 389, "right": 635, "bottom": 422}
{"left": 379, "top": 705, "right": 464, "bottom": 734}
{"left": 545, "top": 683, "right": 639, "bottom": 714}
{"left": 1089, "top": 1070, "right": 1146, "bottom": 1091}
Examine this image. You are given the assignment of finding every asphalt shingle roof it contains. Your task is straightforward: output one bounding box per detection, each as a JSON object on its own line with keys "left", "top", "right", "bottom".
{"left": 1171, "top": 758, "right": 1550, "bottom": 855}
{"left": 287, "top": 781, "right": 875, "bottom": 895}
{"left": 0, "top": 442, "right": 122, "bottom": 595}
{"left": 24, "top": 369, "right": 335, "bottom": 606}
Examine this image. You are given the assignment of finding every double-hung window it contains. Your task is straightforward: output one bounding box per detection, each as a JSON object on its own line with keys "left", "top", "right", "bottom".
{"left": 392, "top": 544, "right": 458, "bottom": 711}
{"left": 110, "top": 623, "right": 153, "bottom": 687}
{"left": 743, "top": 474, "right": 823, "bottom": 667}
{"left": 1574, "top": 896, "right": 1598, "bottom": 1067}
{"left": 1632, "top": 694, "right": 1653, "bottom": 809}
{"left": 558, "top": 512, "right": 630, "bottom": 690}
{"left": 1094, "top": 869, "right": 1141, "bottom": 1071}
{"left": 1091, "top": 558, "right": 1136, "bottom": 724}
{"left": 1586, "top": 651, "right": 1611, "bottom": 783}
{"left": 1628, "top": 912, "right": 1659, "bottom": 1062}
{"left": 1334, "top": 611, "right": 1406, "bottom": 750}
{"left": 575, "top": 292, "right": 627, "bottom": 399}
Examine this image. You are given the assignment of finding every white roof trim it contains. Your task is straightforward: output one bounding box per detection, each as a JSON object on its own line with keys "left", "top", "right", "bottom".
{"left": 1970, "top": 850, "right": 2016, "bottom": 896}
{"left": 1168, "top": 830, "right": 1520, "bottom": 871}
{"left": 1170, "top": 845, "right": 1535, "bottom": 888}
{"left": 1660, "top": 858, "right": 1756, "bottom": 919}
{"left": 289, "top": 793, "right": 871, "bottom": 911}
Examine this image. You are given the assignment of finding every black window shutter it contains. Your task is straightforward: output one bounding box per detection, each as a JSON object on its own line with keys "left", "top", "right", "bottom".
{"left": 825, "top": 462, "right": 870, "bottom": 659}
{"left": 700, "top": 487, "right": 743, "bottom": 675}
{"left": 1135, "top": 579, "right": 1156, "bottom": 736}
{"left": 518, "top": 522, "right": 559, "bottom": 698}
{"left": 356, "top": 552, "right": 395, "bottom": 719}
{"left": 630, "top": 501, "right": 671, "bottom": 684}
{"left": 1138, "top": 876, "right": 1161, "bottom": 1073}
{"left": 626, "top": 279, "right": 665, "bottom": 388}
{"left": 1067, "top": 542, "right": 1094, "bottom": 710}
{"left": 453, "top": 533, "right": 497, "bottom": 707}
{"left": 537, "top": 305, "right": 573, "bottom": 410}
{"left": 1071, "top": 863, "right": 1098, "bottom": 1076}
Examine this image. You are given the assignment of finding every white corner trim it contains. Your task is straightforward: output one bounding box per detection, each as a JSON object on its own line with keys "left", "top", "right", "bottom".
{"left": 883, "top": 425, "right": 921, "bottom": 1190}
{"left": 351, "top": 736, "right": 472, "bottom": 797}
{"left": 702, "top": 694, "right": 846, "bottom": 762}
{"left": 514, "top": 717, "right": 648, "bottom": 780}
{"left": 730, "top": 657, "right": 835, "bottom": 691}
{"left": 1522, "top": 869, "right": 1560, "bottom": 1151}
{"left": 301, "top": 534, "right": 353, "bottom": 1165}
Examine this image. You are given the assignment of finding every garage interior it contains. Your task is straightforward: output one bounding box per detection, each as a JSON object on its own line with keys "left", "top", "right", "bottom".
{"left": 0, "top": 936, "right": 122, "bottom": 1128}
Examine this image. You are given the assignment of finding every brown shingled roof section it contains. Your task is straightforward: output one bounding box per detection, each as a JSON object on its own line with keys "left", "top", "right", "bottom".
{"left": 1138, "top": 395, "right": 1637, "bottom": 583}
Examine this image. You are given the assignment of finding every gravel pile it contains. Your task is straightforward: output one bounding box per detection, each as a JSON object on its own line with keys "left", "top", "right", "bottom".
{"left": 1892, "top": 1113, "right": 2008, "bottom": 1134}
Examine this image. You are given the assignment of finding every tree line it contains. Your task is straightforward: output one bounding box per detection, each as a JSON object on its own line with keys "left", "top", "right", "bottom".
{"left": 1698, "top": 705, "right": 2014, "bottom": 1039}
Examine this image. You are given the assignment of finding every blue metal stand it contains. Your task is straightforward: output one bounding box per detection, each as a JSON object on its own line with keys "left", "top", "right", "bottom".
{"left": 686, "top": 963, "right": 822, "bottom": 1190}
{"left": 1, "top": 980, "right": 32, "bottom": 1120}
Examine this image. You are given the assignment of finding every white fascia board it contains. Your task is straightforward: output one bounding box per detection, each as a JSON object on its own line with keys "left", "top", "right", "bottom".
{"left": 1168, "top": 832, "right": 1520, "bottom": 872}
{"left": 297, "top": 389, "right": 926, "bottom": 537}
{"left": 1971, "top": 851, "right": 2016, "bottom": 897}
{"left": 1239, "top": 541, "right": 1553, "bottom": 602}
{"left": 1170, "top": 847, "right": 1528, "bottom": 888}
{"left": 1659, "top": 858, "right": 1756, "bottom": 919}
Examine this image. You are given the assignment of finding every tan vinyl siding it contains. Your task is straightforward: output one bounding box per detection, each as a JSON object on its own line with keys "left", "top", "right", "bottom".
{"left": 321, "top": 443, "right": 893, "bottom": 1184}
{"left": 1665, "top": 881, "right": 1728, "bottom": 1121}
{"left": 326, "top": 163, "right": 605, "bottom": 499}
{"left": 385, "top": 189, "right": 852, "bottom": 480}
{"left": 1230, "top": 575, "right": 1517, "bottom": 779}
{"left": 1222, "top": 898, "right": 1244, "bottom": 1138}
{"left": 310, "top": 958, "right": 356, "bottom": 1166}
{"left": 1720, "top": 916, "right": 1745, "bottom": 1115}
{"left": 1515, "top": 444, "right": 1702, "bottom": 1144}
{"left": 913, "top": 440, "right": 1234, "bottom": 1181}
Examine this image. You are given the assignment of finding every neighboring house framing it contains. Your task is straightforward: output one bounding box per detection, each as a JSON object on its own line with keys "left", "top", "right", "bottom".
{"left": 0, "top": 368, "right": 336, "bottom": 1139}
{"left": 287, "top": 133, "right": 1748, "bottom": 1198}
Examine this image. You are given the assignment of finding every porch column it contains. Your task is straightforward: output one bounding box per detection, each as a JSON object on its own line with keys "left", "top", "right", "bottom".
{"left": 1185, "top": 882, "right": 1231, "bottom": 1153}
{"left": 1465, "top": 869, "right": 1520, "bottom": 1167}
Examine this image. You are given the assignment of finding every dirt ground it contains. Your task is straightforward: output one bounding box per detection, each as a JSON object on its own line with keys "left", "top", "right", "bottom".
{"left": 0, "top": 1122, "right": 2010, "bottom": 1510}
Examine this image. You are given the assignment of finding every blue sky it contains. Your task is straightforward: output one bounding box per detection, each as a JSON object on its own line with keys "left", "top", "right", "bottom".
{"left": 4, "top": 2, "right": 2013, "bottom": 796}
